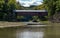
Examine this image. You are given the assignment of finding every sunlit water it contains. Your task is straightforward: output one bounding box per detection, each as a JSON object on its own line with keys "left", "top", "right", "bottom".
{"left": 0, "top": 26, "right": 45, "bottom": 38}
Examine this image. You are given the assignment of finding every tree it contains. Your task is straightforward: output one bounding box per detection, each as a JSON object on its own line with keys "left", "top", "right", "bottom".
{"left": 0, "top": 0, "right": 17, "bottom": 21}
{"left": 0, "top": 0, "right": 5, "bottom": 20}
{"left": 43, "top": 0, "right": 60, "bottom": 17}
{"left": 6, "top": 0, "right": 16, "bottom": 21}
{"left": 56, "top": 0, "right": 60, "bottom": 12}
{"left": 33, "top": 4, "right": 45, "bottom": 10}
{"left": 43, "top": 0, "right": 60, "bottom": 22}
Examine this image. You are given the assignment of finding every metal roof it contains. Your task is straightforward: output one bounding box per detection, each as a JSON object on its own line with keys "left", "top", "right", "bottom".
{"left": 13, "top": 10, "right": 47, "bottom": 12}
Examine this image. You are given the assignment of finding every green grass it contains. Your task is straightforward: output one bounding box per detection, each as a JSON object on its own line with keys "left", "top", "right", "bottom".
{"left": 40, "top": 21, "right": 50, "bottom": 25}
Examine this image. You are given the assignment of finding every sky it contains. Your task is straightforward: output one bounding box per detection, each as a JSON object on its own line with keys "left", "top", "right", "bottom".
{"left": 16, "top": 0, "right": 43, "bottom": 7}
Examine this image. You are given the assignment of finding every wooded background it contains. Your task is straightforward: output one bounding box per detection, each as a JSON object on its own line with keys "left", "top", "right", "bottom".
{"left": 0, "top": 0, "right": 59, "bottom": 22}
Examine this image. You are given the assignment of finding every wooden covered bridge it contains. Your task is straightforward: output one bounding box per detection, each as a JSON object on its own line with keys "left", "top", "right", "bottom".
{"left": 13, "top": 10, "right": 47, "bottom": 16}
{"left": 13, "top": 10, "right": 48, "bottom": 21}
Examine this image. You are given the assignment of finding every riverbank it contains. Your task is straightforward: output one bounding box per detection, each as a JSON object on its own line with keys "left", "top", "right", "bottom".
{"left": 0, "top": 22, "right": 27, "bottom": 28}
{"left": 0, "top": 21, "right": 47, "bottom": 28}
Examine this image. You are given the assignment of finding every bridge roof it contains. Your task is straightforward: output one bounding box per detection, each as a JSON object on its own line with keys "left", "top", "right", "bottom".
{"left": 13, "top": 10, "right": 47, "bottom": 12}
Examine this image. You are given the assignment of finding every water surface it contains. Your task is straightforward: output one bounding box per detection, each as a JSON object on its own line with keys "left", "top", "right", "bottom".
{"left": 0, "top": 27, "right": 45, "bottom": 38}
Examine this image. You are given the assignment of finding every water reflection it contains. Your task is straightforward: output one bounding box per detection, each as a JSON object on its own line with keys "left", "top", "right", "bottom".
{"left": 16, "top": 28, "right": 45, "bottom": 38}
{"left": 0, "top": 27, "right": 45, "bottom": 38}
{"left": 0, "top": 28, "right": 16, "bottom": 38}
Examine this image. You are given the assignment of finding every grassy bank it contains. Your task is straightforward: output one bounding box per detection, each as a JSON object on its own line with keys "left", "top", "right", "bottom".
{"left": 0, "top": 21, "right": 27, "bottom": 28}
{"left": 40, "top": 21, "right": 50, "bottom": 25}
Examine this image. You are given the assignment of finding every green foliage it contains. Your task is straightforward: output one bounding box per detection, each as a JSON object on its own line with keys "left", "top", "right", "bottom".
{"left": 0, "top": 0, "right": 4, "bottom": 10}
{"left": 43, "top": 0, "right": 53, "bottom": 17}
{"left": 0, "top": 0, "right": 48, "bottom": 21}
{"left": 8, "top": 0, "right": 16, "bottom": 11}
{"left": 33, "top": 4, "right": 45, "bottom": 10}
{"left": 43, "top": 0, "right": 60, "bottom": 17}
{"left": 0, "top": 0, "right": 17, "bottom": 21}
{"left": 56, "top": 0, "right": 60, "bottom": 12}
{"left": 17, "top": 16, "right": 24, "bottom": 19}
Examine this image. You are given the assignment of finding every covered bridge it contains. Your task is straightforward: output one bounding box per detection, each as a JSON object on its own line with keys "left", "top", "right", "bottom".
{"left": 13, "top": 10, "right": 48, "bottom": 16}
{"left": 13, "top": 10, "right": 48, "bottom": 21}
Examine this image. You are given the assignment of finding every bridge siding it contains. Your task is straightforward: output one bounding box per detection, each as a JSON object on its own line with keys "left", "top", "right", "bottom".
{"left": 16, "top": 12, "right": 48, "bottom": 16}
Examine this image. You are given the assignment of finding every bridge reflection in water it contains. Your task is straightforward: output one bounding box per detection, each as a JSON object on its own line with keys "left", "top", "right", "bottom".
{"left": 0, "top": 26, "right": 46, "bottom": 38}
{"left": 16, "top": 27, "right": 45, "bottom": 38}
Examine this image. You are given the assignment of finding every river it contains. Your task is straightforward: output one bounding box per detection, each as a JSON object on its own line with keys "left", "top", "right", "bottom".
{"left": 0, "top": 26, "right": 46, "bottom": 38}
